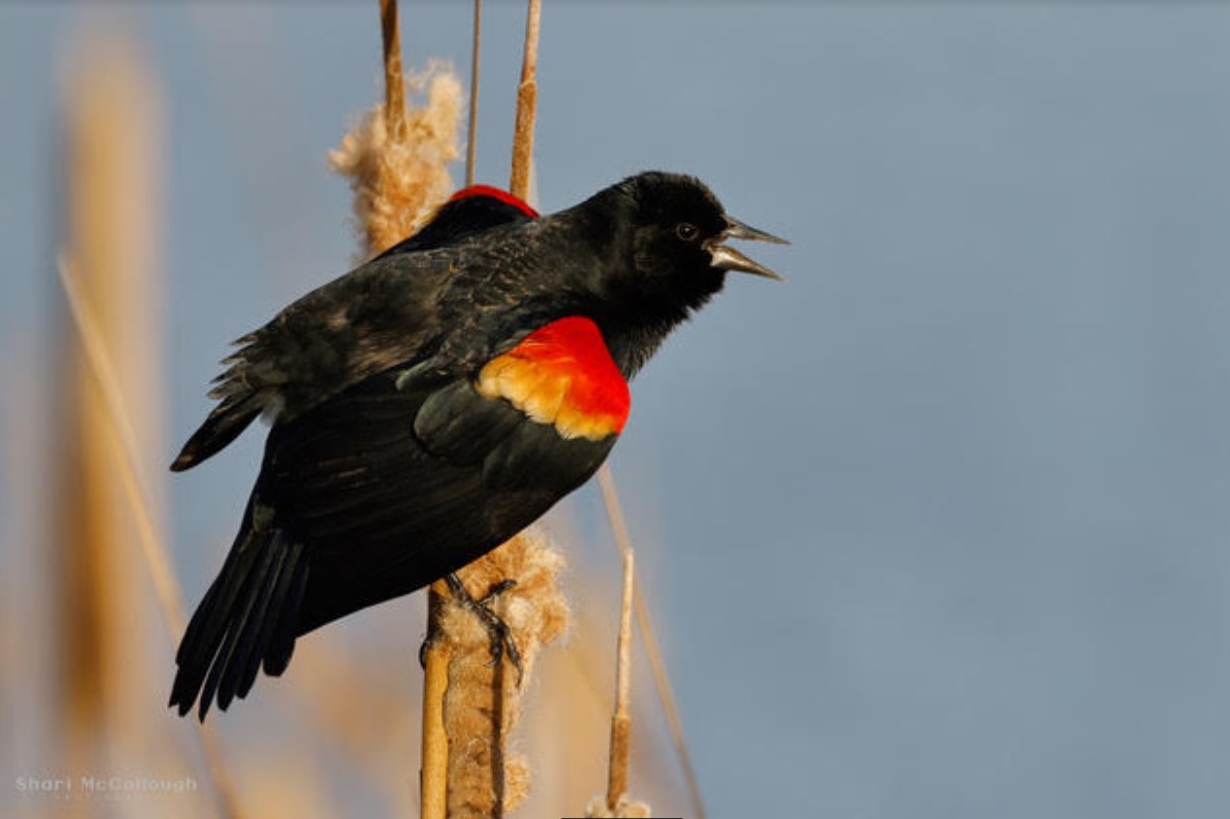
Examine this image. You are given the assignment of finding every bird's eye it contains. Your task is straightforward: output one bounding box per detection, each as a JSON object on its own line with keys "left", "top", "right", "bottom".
{"left": 675, "top": 222, "right": 700, "bottom": 242}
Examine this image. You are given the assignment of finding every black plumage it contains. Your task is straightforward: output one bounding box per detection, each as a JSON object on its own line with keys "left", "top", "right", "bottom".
{"left": 169, "top": 172, "right": 784, "bottom": 719}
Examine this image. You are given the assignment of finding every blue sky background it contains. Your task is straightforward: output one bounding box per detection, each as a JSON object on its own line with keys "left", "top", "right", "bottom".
{"left": 3, "top": 2, "right": 1230, "bottom": 817}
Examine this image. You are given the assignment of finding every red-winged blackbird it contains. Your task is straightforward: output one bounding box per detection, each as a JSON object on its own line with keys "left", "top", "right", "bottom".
{"left": 169, "top": 172, "right": 784, "bottom": 719}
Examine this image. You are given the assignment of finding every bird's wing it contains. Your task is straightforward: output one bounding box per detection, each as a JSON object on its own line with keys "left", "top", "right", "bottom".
{"left": 170, "top": 257, "right": 454, "bottom": 471}
{"left": 171, "top": 186, "right": 539, "bottom": 473}
{"left": 266, "top": 315, "right": 629, "bottom": 633}
{"left": 170, "top": 184, "right": 536, "bottom": 469}
{"left": 170, "top": 358, "right": 618, "bottom": 719}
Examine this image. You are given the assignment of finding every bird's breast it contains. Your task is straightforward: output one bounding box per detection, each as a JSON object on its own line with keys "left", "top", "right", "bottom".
{"left": 476, "top": 316, "right": 630, "bottom": 441}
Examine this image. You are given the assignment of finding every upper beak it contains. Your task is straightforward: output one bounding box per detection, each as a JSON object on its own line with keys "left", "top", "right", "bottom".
{"left": 708, "top": 216, "right": 789, "bottom": 281}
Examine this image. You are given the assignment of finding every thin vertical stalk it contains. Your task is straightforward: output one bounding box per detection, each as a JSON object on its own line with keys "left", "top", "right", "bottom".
{"left": 421, "top": 583, "right": 451, "bottom": 819}
{"left": 380, "top": 0, "right": 408, "bottom": 141}
{"left": 56, "top": 45, "right": 242, "bottom": 815}
{"left": 465, "top": 0, "right": 483, "bottom": 186}
{"left": 57, "top": 264, "right": 246, "bottom": 818}
{"left": 509, "top": 0, "right": 541, "bottom": 200}
{"left": 604, "top": 547, "right": 635, "bottom": 809}
{"left": 597, "top": 467, "right": 707, "bottom": 819}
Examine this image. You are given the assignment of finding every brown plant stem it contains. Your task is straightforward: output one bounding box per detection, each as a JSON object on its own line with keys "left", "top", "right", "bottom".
{"left": 465, "top": 0, "right": 483, "bottom": 186}
{"left": 421, "top": 581, "right": 451, "bottom": 819}
{"left": 56, "top": 46, "right": 242, "bottom": 818}
{"left": 509, "top": 0, "right": 541, "bottom": 200}
{"left": 597, "top": 467, "right": 707, "bottom": 819}
{"left": 605, "top": 546, "right": 635, "bottom": 809}
{"left": 60, "top": 258, "right": 242, "bottom": 819}
{"left": 60, "top": 254, "right": 242, "bottom": 819}
{"left": 380, "top": 0, "right": 407, "bottom": 141}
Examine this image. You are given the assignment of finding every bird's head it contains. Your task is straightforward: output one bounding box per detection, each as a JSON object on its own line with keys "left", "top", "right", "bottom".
{"left": 596, "top": 171, "right": 786, "bottom": 310}
{"left": 559, "top": 171, "right": 785, "bottom": 375}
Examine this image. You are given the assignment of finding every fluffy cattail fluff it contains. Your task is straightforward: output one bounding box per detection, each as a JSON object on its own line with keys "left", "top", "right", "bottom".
{"left": 329, "top": 61, "right": 463, "bottom": 258}
{"left": 585, "top": 795, "right": 652, "bottom": 818}
{"left": 440, "top": 531, "right": 569, "bottom": 817}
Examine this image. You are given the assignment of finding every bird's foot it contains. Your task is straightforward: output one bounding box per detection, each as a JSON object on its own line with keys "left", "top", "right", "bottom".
{"left": 447, "top": 574, "right": 523, "bottom": 681}
{"left": 418, "top": 574, "right": 523, "bottom": 682}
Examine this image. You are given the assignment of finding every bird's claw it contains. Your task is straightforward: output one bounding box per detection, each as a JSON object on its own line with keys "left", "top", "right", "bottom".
{"left": 445, "top": 574, "right": 524, "bottom": 683}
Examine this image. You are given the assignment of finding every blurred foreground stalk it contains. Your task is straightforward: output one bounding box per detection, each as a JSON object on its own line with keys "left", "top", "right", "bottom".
{"left": 57, "top": 38, "right": 165, "bottom": 809}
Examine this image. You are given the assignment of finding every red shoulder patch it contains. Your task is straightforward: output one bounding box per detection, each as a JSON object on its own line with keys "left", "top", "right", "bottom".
{"left": 477, "top": 317, "right": 630, "bottom": 440}
{"left": 449, "top": 185, "right": 539, "bottom": 217}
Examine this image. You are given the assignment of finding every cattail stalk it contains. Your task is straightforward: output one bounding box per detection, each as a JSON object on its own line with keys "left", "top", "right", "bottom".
{"left": 380, "top": 0, "right": 408, "bottom": 141}
{"left": 58, "top": 43, "right": 157, "bottom": 776}
{"left": 56, "top": 41, "right": 241, "bottom": 818}
{"left": 465, "top": 0, "right": 483, "bottom": 186}
{"left": 421, "top": 584, "right": 451, "bottom": 819}
{"left": 605, "top": 547, "right": 635, "bottom": 808}
{"left": 584, "top": 470, "right": 651, "bottom": 818}
{"left": 508, "top": 0, "right": 541, "bottom": 201}
{"left": 596, "top": 467, "right": 707, "bottom": 818}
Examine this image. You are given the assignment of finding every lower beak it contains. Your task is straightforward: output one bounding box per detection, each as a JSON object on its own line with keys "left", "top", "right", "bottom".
{"left": 709, "top": 216, "right": 788, "bottom": 281}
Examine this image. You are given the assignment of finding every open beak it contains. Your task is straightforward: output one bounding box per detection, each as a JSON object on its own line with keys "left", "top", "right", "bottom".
{"left": 708, "top": 216, "right": 789, "bottom": 281}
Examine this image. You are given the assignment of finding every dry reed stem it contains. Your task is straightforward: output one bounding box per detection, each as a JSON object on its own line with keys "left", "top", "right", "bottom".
{"left": 597, "top": 467, "right": 706, "bottom": 819}
{"left": 56, "top": 47, "right": 242, "bottom": 814}
{"left": 380, "top": 0, "right": 408, "bottom": 141}
{"left": 59, "top": 46, "right": 156, "bottom": 778}
{"left": 586, "top": 475, "right": 650, "bottom": 817}
{"left": 421, "top": 581, "right": 452, "bottom": 819}
{"left": 508, "top": 0, "right": 541, "bottom": 201}
{"left": 604, "top": 548, "right": 637, "bottom": 810}
{"left": 58, "top": 256, "right": 244, "bottom": 819}
{"left": 465, "top": 0, "right": 483, "bottom": 186}
{"left": 58, "top": 258, "right": 186, "bottom": 640}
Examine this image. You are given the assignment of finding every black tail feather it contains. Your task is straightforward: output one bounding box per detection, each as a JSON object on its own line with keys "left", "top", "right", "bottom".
{"left": 170, "top": 397, "right": 262, "bottom": 472}
{"left": 262, "top": 544, "right": 309, "bottom": 678}
{"left": 230, "top": 534, "right": 305, "bottom": 702}
{"left": 197, "top": 541, "right": 278, "bottom": 718}
{"left": 169, "top": 503, "right": 308, "bottom": 721}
